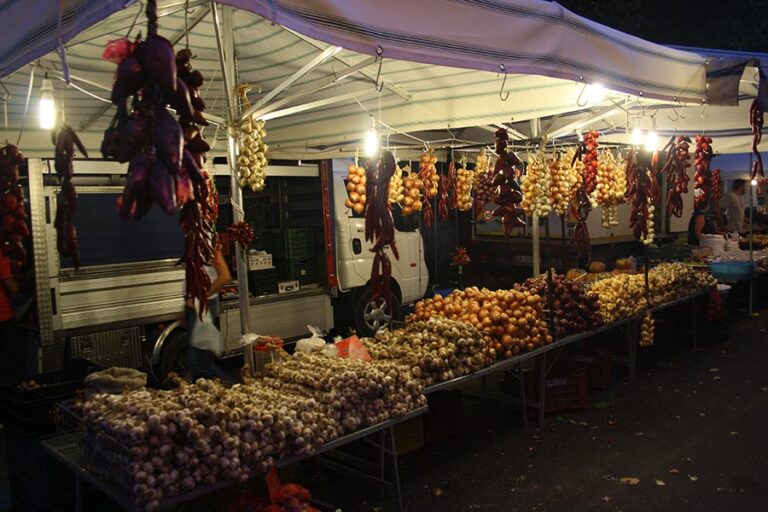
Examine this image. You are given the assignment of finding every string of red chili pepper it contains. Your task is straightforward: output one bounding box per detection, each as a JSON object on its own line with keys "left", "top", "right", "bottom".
{"left": 490, "top": 129, "right": 525, "bottom": 235}
{"left": 365, "top": 151, "right": 399, "bottom": 310}
{"left": 447, "top": 160, "right": 458, "bottom": 210}
{"left": 661, "top": 136, "right": 691, "bottom": 218}
{"left": 750, "top": 99, "right": 764, "bottom": 180}
{"left": 693, "top": 135, "right": 714, "bottom": 210}
{"left": 227, "top": 221, "right": 255, "bottom": 250}
{"left": 438, "top": 174, "right": 450, "bottom": 222}
{"left": 0, "top": 144, "right": 28, "bottom": 274}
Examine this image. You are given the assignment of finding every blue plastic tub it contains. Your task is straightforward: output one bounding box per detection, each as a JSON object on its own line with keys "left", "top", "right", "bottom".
{"left": 710, "top": 261, "right": 753, "bottom": 282}
{"left": 432, "top": 287, "right": 456, "bottom": 298}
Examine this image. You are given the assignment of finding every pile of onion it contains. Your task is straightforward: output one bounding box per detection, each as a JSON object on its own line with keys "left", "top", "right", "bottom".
{"left": 410, "top": 287, "right": 552, "bottom": 360}
{"left": 344, "top": 163, "right": 367, "bottom": 215}
{"left": 400, "top": 169, "right": 424, "bottom": 216}
{"left": 518, "top": 273, "right": 603, "bottom": 337}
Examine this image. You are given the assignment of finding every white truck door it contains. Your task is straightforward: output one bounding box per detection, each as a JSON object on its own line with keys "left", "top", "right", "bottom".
{"left": 332, "top": 159, "right": 428, "bottom": 303}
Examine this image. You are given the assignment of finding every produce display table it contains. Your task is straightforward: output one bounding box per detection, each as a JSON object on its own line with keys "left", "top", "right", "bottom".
{"left": 424, "top": 289, "right": 709, "bottom": 425}
{"left": 41, "top": 406, "right": 427, "bottom": 512}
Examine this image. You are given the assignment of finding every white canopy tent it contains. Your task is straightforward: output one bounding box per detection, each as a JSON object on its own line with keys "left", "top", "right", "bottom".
{"left": 0, "top": 0, "right": 762, "bottom": 160}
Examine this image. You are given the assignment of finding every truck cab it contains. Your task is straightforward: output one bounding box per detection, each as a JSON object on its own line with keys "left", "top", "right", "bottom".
{"left": 331, "top": 158, "right": 429, "bottom": 335}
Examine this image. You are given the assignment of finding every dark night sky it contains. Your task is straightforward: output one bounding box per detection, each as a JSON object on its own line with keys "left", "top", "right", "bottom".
{"left": 557, "top": 0, "right": 768, "bottom": 53}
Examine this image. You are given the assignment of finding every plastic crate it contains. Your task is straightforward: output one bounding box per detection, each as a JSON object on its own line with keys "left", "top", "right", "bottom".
{"left": 567, "top": 349, "right": 613, "bottom": 390}
{"left": 248, "top": 267, "right": 279, "bottom": 296}
{"left": 285, "top": 255, "right": 316, "bottom": 284}
{"left": 1, "top": 363, "right": 93, "bottom": 435}
{"left": 710, "top": 261, "right": 753, "bottom": 281}
{"left": 393, "top": 417, "right": 425, "bottom": 456}
{"left": 261, "top": 228, "right": 313, "bottom": 259}
{"left": 525, "top": 366, "right": 589, "bottom": 417}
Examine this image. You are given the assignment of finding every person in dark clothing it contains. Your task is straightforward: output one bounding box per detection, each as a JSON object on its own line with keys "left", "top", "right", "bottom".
{"left": 0, "top": 253, "right": 21, "bottom": 382}
{"left": 688, "top": 209, "right": 717, "bottom": 246}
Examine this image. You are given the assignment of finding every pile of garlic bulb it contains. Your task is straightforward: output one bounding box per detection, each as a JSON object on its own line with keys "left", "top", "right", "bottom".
{"left": 640, "top": 313, "right": 655, "bottom": 347}
{"left": 521, "top": 150, "right": 552, "bottom": 217}
{"left": 553, "top": 149, "right": 582, "bottom": 216}
{"left": 642, "top": 169, "right": 655, "bottom": 245}
{"left": 237, "top": 117, "right": 268, "bottom": 191}
{"left": 594, "top": 151, "right": 626, "bottom": 228}
{"left": 388, "top": 163, "right": 406, "bottom": 206}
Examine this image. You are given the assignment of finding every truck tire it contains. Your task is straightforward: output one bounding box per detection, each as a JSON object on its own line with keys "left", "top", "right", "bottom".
{"left": 354, "top": 286, "right": 401, "bottom": 337}
{"left": 156, "top": 330, "right": 188, "bottom": 383}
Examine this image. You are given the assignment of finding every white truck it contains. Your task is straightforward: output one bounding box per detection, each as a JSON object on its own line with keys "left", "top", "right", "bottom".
{"left": 26, "top": 158, "right": 428, "bottom": 377}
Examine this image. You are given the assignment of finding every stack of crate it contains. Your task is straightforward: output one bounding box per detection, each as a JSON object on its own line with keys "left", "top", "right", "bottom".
{"left": 261, "top": 228, "right": 316, "bottom": 284}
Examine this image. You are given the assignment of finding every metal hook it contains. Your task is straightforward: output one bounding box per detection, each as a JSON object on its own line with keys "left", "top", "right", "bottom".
{"left": 699, "top": 102, "right": 709, "bottom": 119}
{"left": 125, "top": 0, "right": 144, "bottom": 39}
{"left": 499, "top": 64, "right": 510, "bottom": 101}
{"left": 374, "top": 46, "right": 384, "bottom": 93}
{"left": 667, "top": 106, "right": 680, "bottom": 122}
{"left": 576, "top": 82, "right": 589, "bottom": 108}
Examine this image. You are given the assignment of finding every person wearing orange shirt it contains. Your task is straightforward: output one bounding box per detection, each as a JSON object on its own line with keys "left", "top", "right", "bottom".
{"left": 0, "top": 253, "right": 20, "bottom": 382}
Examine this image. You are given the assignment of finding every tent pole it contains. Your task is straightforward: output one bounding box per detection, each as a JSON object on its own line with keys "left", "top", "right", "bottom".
{"left": 212, "top": 3, "right": 253, "bottom": 348}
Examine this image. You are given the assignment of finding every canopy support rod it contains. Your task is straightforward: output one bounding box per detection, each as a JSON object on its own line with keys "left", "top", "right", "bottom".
{"left": 479, "top": 125, "right": 526, "bottom": 141}
{"left": 247, "top": 45, "right": 343, "bottom": 114}
{"left": 212, "top": 2, "right": 252, "bottom": 341}
{"left": 286, "top": 28, "right": 412, "bottom": 102}
{"left": 78, "top": 5, "right": 210, "bottom": 132}
{"left": 248, "top": 56, "right": 377, "bottom": 119}
{"left": 171, "top": 5, "right": 211, "bottom": 45}
{"left": 261, "top": 90, "right": 381, "bottom": 121}
{"left": 549, "top": 107, "right": 625, "bottom": 139}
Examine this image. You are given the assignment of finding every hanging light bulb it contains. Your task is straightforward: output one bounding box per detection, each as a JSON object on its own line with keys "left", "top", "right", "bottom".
{"left": 644, "top": 131, "right": 658, "bottom": 152}
{"left": 751, "top": 178, "right": 758, "bottom": 187}
{"left": 364, "top": 116, "right": 378, "bottom": 157}
{"left": 631, "top": 127, "right": 644, "bottom": 146}
{"left": 644, "top": 117, "right": 658, "bottom": 152}
{"left": 584, "top": 82, "right": 607, "bottom": 104}
{"left": 39, "top": 74, "right": 56, "bottom": 130}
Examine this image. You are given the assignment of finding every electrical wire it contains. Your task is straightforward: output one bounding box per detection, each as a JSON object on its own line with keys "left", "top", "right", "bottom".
{"left": 15, "top": 63, "right": 36, "bottom": 146}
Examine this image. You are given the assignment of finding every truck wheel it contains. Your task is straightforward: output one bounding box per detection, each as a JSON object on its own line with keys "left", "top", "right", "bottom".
{"left": 354, "top": 287, "right": 401, "bottom": 337}
{"left": 156, "top": 330, "right": 188, "bottom": 383}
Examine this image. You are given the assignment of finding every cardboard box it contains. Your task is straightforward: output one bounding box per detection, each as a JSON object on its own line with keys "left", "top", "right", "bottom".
{"left": 278, "top": 280, "right": 300, "bottom": 294}
{"left": 248, "top": 252, "right": 272, "bottom": 270}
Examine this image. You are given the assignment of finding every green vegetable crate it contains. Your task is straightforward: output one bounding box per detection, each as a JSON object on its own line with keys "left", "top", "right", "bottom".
{"left": 260, "top": 228, "right": 313, "bottom": 260}
{"left": 284, "top": 255, "right": 316, "bottom": 284}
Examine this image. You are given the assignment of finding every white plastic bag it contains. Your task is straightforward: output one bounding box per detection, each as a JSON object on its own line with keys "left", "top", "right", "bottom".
{"left": 295, "top": 325, "right": 327, "bottom": 354}
{"left": 190, "top": 308, "right": 222, "bottom": 356}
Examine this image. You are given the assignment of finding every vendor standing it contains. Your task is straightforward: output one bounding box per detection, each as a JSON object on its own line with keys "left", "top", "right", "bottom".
{"left": 183, "top": 243, "right": 231, "bottom": 381}
{"left": 687, "top": 209, "right": 718, "bottom": 246}
{"left": 0, "top": 253, "right": 21, "bottom": 382}
{"left": 719, "top": 179, "right": 747, "bottom": 233}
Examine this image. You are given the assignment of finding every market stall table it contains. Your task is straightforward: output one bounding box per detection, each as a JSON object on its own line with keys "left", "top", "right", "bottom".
{"left": 424, "top": 289, "right": 710, "bottom": 426}
{"left": 41, "top": 406, "right": 427, "bottom": 512}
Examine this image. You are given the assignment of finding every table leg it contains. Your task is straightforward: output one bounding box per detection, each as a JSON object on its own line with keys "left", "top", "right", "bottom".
{"left": 386, "top": 426, "right": 404, "bottom": 512}
{"left": 76, "top": 475, "right": 82, "bottom": 512}
{"left": 518, "top": 364, "right": 528, "bottom": 429}
{"left": 691, "top": 297, "right": 699, "bottom": 352}
{"left": 379, "top": 430, "right": 387, "bottom": 500}
{"left": 538, "top": 353, "right": 547, "bottom": 428}
{"left": 627, "top": 323, "right": 637, "bottom": 383}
